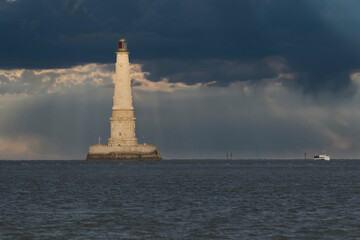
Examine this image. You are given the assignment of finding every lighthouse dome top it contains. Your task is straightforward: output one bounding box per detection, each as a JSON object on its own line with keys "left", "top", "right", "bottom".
{"left": 117, "top": 37, "right": 128, "bottom": 52}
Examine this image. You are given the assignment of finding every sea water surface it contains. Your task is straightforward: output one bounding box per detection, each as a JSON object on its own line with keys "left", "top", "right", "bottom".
{"left": 1, "top": 160, "right": 360, "bottom": 239}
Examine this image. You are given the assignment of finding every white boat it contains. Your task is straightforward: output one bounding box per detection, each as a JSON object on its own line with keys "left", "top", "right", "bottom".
{"left": 314, "top": 154, "right": 330, "bottom": 161}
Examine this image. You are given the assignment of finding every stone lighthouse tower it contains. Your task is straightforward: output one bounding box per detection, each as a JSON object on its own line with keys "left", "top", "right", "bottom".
{"left": 86, "top": 38, "right": 161, "bottom": 161}
{"left": 108, "top": 38, "right": 137, "bottom": 147}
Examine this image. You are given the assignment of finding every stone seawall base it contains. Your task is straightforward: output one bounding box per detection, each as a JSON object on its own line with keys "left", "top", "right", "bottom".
{"left": 86, "top": 144, "right": 162, "bottom": 161}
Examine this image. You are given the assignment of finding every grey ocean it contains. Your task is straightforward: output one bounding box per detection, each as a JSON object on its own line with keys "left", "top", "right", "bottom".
{"left": 1, "top": 160, "right": 360, "bottom": 239}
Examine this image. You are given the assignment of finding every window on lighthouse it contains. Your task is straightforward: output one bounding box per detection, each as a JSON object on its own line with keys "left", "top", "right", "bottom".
{"left": 119, "top": 41, "right": 127, "bottom": 49}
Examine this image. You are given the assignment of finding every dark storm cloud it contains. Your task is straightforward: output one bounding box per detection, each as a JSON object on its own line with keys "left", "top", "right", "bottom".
{"left": 0, "top": 0, "right": 360, "bottom": 93}
{"left": 138, "top": 56, "right": 289, "bottom": 86}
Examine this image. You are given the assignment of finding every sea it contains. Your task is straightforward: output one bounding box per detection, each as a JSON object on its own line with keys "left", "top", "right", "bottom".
{"left": 1, "top": 159, "right": 360, "bottom": 239}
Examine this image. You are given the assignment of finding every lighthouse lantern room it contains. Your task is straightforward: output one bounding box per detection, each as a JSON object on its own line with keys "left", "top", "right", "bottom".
{"left": 118, "top": 37, "right": 127, "bottom": 51}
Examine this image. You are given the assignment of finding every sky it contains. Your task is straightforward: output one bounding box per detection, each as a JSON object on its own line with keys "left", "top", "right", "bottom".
{"left": 1, "top": 0, "right": 360, "bottom": 159}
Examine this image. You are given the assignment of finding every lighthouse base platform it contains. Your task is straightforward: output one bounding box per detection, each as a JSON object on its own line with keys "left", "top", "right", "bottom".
{"left": 86, "top": 144, "right": 162, "bottom": 161}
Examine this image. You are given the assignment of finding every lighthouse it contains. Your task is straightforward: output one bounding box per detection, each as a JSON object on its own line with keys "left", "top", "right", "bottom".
{"left": 86, "top": 38, "right": 162, "bottom": 161}
{"left": 108, "top": 38, "right": 137, "bottom": 147}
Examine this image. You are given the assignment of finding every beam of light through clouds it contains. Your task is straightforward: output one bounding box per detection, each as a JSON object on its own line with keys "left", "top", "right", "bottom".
{"left": 1, "top": 64, "right": 360, "bottom": 159}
